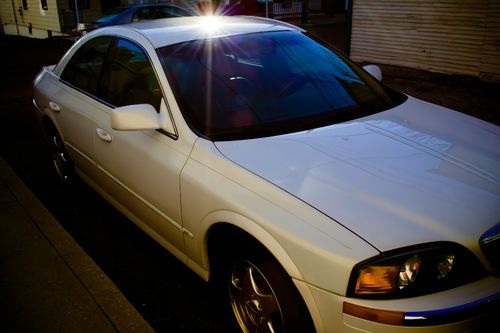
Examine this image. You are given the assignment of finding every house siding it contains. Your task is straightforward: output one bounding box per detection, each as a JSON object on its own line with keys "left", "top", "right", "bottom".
{"left": 0, "top": 0, "right": 104, "bottom": 37}
{"left": 0, "top": 1, "right": 14, "bottom": 33}
{"left": 350, "top": 0, "right": 500, "bottom": 82}
{"left": 1, "top": 0, "right": 62, "bottom": 36}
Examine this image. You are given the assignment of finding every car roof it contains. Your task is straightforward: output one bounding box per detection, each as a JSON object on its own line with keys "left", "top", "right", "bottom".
{"left": 100, "top": 15, "right": 303, "bottom": 48}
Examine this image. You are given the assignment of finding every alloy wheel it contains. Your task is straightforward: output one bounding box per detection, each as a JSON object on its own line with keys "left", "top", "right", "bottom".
{"left": 229, "top": 260, "right": 284, "bottom": 333}
{"left": 50, "top": 132, "right": 72, "bottom": 183}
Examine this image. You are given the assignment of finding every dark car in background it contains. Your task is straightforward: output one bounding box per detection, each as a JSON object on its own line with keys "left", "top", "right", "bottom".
{"left": 82, "top": 3, "right": 196, "bottom": 32}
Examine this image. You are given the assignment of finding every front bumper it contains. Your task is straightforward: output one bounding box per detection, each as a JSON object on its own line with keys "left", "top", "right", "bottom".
{"left": 299, "top": 275, "right": 499, "bottom": 332}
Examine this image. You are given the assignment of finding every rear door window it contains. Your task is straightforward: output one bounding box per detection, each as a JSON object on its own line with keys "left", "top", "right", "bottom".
{"left": 61, "top": 36, "right": 112, "bottom": 99}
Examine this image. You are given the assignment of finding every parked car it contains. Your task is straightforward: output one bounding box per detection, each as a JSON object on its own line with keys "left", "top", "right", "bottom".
{"left": 82, "top": 3, "right": 195, "bottom": 32}
{"left": 33, "top": 16, "right": 499, "bottom": 332}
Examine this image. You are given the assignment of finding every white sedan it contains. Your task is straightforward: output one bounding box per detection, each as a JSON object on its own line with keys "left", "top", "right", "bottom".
{"left": 33, "top": 16, "right": 499, "bottom": 332}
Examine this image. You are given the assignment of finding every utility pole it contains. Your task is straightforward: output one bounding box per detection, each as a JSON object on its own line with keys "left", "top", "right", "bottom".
{"left": 74, "top": 0, "right": 80, "bottom": 27}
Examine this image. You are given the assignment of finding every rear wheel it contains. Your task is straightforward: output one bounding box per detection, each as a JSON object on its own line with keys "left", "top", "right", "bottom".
{"left": 46, "top": 124, "right": 74, "bottom": 184}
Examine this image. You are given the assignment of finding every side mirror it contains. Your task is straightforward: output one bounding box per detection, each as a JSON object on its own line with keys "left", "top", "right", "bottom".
{"left": 363, "top": 64, "right": 383, "bottom": 81}
{"left": 111, "top": 104, "right": 161, "bottom": 131}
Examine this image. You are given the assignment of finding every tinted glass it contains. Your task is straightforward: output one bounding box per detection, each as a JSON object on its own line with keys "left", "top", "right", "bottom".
{"left": 159, "top": 31, "right": 406, "bottom": 140}
{"left": 61, "top": 36, "right": 112, "bottom": 97}
{"left": 132, "top": 7, "right": 159, "bottom": 22}
{"left": 94, "top": 7, "right": 129, "bottom": 23}
{"left": 157, "top": 6, "right": 192, "bottom": 17}
{"left": 131, "top": 6, "right": 190, "bottom": 22}
{"left": 104, "top": 38, "right": 161, "bottom": 110}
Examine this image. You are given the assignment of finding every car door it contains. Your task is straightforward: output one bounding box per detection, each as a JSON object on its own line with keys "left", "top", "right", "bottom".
{"left": 48, "top": 36, "right": 113, "bottom": 178}
{"left": 92, "top": 37, "right": 189, "bottom": 259}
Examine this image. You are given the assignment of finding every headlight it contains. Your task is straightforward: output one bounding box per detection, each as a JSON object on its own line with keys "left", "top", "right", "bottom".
{"left": 348, "top": 242, "right": 487, "bottom": 299}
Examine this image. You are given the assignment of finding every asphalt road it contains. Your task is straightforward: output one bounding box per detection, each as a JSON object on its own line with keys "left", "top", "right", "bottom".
{"left": 1, "top": 34, "right": 499, "bottom": 333}
{"left": 0, "top": 35, "right": 235, "bottom": 332}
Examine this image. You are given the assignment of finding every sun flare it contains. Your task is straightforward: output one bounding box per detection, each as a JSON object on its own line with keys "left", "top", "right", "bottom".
{"left": 200, "top": 15, "right": 224, "bottom": 33}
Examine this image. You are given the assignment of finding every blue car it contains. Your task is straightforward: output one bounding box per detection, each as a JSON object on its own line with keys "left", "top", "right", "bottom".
{"left": 83, "top": 3, "right": 196, "bottom": 31}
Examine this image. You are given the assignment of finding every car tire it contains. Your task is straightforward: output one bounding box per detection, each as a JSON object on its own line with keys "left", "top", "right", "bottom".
{"left": 45, "top": 124, "right": 74, "bottom": 184}
{"left": 225, "top": 247, "right": 314, "bottom": 333}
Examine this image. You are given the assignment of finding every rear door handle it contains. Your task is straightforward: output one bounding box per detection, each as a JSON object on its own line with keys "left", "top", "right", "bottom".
{"left": 49, "top": 101, "right": 61, "bottom": 112}
{"left": 96, "top": 128, "right": 112, "bottom": 143}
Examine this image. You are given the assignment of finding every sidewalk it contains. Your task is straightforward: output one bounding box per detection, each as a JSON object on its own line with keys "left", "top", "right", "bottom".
{"left": 0, "top": 155, "right": 155, "bottom": 332}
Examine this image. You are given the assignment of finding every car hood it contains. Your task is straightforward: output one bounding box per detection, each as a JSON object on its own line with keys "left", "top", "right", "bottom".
{"left": 215, "top": 96, "right": 500, "bottom": 251}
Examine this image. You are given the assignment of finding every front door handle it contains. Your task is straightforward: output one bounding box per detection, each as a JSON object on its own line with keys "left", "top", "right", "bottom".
{"left": 96, "top": 128, "right": 112, "bottom": 143}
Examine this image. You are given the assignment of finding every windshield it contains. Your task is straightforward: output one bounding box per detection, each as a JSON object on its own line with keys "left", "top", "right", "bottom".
{"left": 158, "top": 31, "right": 406, "bottom": 140}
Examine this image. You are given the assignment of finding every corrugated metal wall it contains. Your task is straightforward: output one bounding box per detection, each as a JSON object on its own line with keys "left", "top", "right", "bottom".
{"left": 350, "top": 0, "right": 500, "bottom": 82}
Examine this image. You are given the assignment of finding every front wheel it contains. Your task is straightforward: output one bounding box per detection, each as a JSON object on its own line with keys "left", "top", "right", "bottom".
{"left": 227, "top": 253, "right": 314, "bottom": 333}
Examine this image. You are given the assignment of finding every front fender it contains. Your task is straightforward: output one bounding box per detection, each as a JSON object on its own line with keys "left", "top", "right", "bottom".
{"left": 181, "top": 139, "right": 377, "bottom": 294}
{"left": 200, "top": 210, "right": 305, "bottom": 280}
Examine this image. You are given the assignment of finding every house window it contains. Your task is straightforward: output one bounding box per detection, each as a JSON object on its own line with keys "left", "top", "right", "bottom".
{"left": 41, "top": 0, "right": 48, "bottom": 10}
{"left": 22, "top": 0, "right": 28, "bottom": 10}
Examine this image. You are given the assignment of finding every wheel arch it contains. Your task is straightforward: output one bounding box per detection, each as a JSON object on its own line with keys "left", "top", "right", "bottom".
{"left": 202, "top": 215, "right": 325, "bottom": 332}
{"left": 204, "top": 214, "right": 303, "bottom": 281}
{"left": 41, "top": 114, "right": 72, "bottom": 153}
{"left": 41, "top": 113, "right": 62, "bottom": 140}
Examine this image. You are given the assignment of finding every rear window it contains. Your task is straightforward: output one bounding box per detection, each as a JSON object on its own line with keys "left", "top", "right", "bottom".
{"left": 158, "top": 31, "right": 406, "bottom": 140}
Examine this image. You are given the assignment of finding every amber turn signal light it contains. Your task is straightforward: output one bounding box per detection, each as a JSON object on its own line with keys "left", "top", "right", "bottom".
{"left": 343, "top": 302, "right": 404, "bottom": 325}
